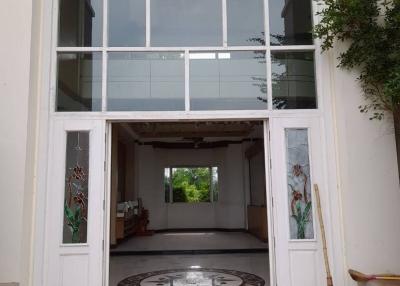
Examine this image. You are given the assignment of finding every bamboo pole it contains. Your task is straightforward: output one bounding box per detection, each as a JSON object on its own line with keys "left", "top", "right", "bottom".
{"left": 314, "top": 184, "right": 333, "bottom": 286}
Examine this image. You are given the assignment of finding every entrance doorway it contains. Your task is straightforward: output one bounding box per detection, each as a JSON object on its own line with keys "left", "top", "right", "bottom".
{"left": 107, "top": 120, "right": 272, "bottom": 286}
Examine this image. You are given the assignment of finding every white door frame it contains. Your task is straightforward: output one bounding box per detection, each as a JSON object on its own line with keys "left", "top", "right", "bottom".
{"left": 102, "top": 118, "right": 277, "bottom": 286}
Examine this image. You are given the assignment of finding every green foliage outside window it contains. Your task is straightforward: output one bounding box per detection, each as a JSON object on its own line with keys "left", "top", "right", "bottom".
{"left": 164, "top": 167, "right": 218, "bottom": 203}
{"left": 313, "top": 0, "right": 400, "bottom": 120}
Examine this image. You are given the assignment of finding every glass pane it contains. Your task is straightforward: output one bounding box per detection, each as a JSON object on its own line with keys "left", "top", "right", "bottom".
{"left": 107, "top": 52, "right": 185, "bottom": 111}
{"left": 190, "top": 51, "right": 267, "bottom": 110}
{"left": 58, "top": 0, "right": 103, "bottom": 47}
{"left": 272, "top": 52, "right": 316, "bottom": 109}
{"left": 211, "top": 167, "right": 219, "bottom": 202}
{"left": 57, "top": 53, "right": 102, "bottom": 112}
{"left": 63, "top": 131, "right": 90, "bottom": 243}
{"left": 164, "top": 168, "right": 171, "bottom": 203}
{"left": 269, "top": 0, "right": 313, "bottom": 45}
{"left": 285, "top": 129, "right": 314, "bottom": 240}
{"left": 109, "top": 0, "right": 145, "bottom": 47}
{"left": 151, "top": 0, "right": 222, "bottom": 46}
{"left": 227, "top": 0, "right": 265, "bottom": 46}
{"left": 171, "top": 168, "right": 212, "bottom": 203}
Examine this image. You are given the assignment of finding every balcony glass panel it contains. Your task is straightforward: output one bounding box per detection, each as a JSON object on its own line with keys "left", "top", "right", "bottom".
{"left": 272, "top": 51, "right": 316, "bottom": 109}
{"left": 107, "top": 52, "right": 185, "bottom": 111}
{"left": 190, "top": 51, "right": 267, "bottom": 110}
{"left": 57, "top": 53, "right": 102, "bottom": 112}
{"left": 58, "top": 0, "right": 103, "bottom": 47}
{"left": 227, "top": 0, "right": 265, "bottom": 46}
{"left": 109, "top": 0, "right": 146, "bottom": 47}
{"left": 269, "top": 0, "right": 313, "bottom": 45}
{"left": 151, "top": 0, "right": 222, "bottom": 46}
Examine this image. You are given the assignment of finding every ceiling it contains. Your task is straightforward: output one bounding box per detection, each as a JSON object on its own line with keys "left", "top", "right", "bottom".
{"left": 115, "top": 121, "right": 264, "bottom": 148}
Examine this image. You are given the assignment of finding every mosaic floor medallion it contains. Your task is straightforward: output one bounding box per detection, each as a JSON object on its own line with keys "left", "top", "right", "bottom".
{"left": 118, "top": 268, "right": 265, "bottom": 286}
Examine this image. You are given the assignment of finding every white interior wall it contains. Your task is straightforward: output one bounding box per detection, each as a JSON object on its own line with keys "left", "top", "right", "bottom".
{"left": 135, "top": 143, "right": 247, "bottom": 230}
{"left": 330, "top": 46, "right": 400, "bottom": 286}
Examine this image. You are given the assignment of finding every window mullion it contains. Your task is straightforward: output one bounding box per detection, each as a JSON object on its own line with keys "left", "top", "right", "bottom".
{"left": 146, "top": 0, "right": 151, "bottom": 47}
{"left": 209, "top": 167, "right": 213, "bottom": 203}
{"left": 185, "top": 50, "right": 190, "bottom": 111}
{"left": 169, "top": 167, "right": 173, "bottom": 203}
{"left": 102, "top": 0, "right": 108, "bottom": 112}
{"left": 222, "top": 0, "right": 227, "bottom": 47}
{"left": 264, "top": 0, "right": 273, "bottom": 111}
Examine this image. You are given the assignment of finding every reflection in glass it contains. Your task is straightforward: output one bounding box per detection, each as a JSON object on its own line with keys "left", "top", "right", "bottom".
{"left": 227, "top": 0, "right": 265, "bottom": 46}
{"left": 190, "top": 51, "right": 267, "bottom": 110}
{"left": 272, "top": 52, "right": 316, "bottom": 109}
{"left": 107, "top": 52, "right": 185, "bottom": 111}
{"left": 109, "top": 0, "right": 145, "bottom": 46}
{"left": 269, "top": 0, "right": 313, "bottom": 45}
{"left": 285, "top": 129, "right": 314, "bottom": 239}
{"left": 63, "top": 131, "right": 90, "bottom": 244}
{"left": 58, "top": 0, "right": 103, "bottom": 47}
{"left": 151, "top": 0, "right": 222, "bottom": 46}
{"left": 57, "top": 53, "right": 102, "bottom": 111}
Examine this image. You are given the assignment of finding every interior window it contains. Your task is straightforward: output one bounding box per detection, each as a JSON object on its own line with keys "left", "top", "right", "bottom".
{"left": 164, "top": 167, "right": 219, "bottom": 203}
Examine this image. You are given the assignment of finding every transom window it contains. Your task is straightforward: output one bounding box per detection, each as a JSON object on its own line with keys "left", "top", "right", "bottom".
{"left": 164, "top": 167, "right": 219, "bottom": 203}
{"left": 56, "top": 0, "right": 317, "bottom": 112}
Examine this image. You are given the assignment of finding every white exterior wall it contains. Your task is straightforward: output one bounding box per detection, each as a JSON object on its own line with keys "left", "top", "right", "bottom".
{"left": 136, "top": 144, "right": 247, "bottom": 230}
{"left": 330, "top": 46, "right": 400, "bottom": 285}
{"left": 0, "top": 0, "right": 399, "bottom": 285}
{"left": 0, "top": 0, "right": 37, "bottom": 285}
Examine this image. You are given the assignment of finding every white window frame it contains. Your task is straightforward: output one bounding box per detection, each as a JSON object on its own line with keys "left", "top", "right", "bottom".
{"left": 51, "top": 0, "right": 320, "bottom": 117}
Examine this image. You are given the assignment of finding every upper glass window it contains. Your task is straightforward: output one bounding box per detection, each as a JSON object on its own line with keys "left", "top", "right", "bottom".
{"left": 55, "top": 0, "right": 318, "bottom": 112}
{"left": 227, "top": 0, "right": 265, "bottom": 46}
{"left": 108, "top": 0, "right": 146, "bottom": 47}
{"left": 269, "top": 0, "right": 313, "bottom": 45}
{"left": 272, "top": 51, "right": 316, "bottom": 109}
{"left": 190, "top": 51, "right": 267, "bottom": 110}
{"left": 151, "top": 0, "right": 222, "bottom": 47}
{"left": 58, "top": 0, "right": 103, "bottom": 47}
{"left": 57, "top": 52, "right": 102, "bottom": 112}
{"left": 107, "top": 52, "right": 185, "bottom": 111}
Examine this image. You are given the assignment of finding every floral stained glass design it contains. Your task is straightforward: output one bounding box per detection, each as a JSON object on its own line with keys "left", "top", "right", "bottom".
{"left": 63, "top": 131, "right": 90, "bottom": 243}
{"left": 285, "top": 129, "right": 314, "bottom": 239}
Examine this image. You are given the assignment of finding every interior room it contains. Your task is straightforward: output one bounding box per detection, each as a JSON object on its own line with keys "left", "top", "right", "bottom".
{"left": 108, "top": 121, "right": 270, "bottom": 286}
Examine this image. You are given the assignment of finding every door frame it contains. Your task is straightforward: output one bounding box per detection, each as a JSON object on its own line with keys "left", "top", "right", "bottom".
{"left": 103, "top": 118, "right": 277, "bottom": 286}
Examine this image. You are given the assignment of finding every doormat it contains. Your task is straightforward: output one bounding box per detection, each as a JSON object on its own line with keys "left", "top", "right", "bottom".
{"left": 117, "top": 268, "right": 265, "bottom": 286}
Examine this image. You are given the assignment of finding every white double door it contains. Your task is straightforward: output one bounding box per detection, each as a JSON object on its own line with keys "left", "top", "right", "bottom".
{"left": 44, "top": 119, "right": 106, "bottom": 286}
{"left": 43, "top": 117, "right": 327, "bottom": 286}
{"left": 269, "top": 117, "right": 326, "bottom": 286}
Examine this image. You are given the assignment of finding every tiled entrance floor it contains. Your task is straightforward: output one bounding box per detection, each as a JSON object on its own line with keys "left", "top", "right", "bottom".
{"left": 111, "top": 231, "right": 268, "bottom": 253}
{"left": 109, "top": 253, "right": 270, "bottom": 286}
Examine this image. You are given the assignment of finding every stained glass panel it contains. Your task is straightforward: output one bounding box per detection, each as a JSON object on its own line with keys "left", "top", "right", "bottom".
{"left": 285, "top": 129, "right": 314, "bottom": 239}
{"left": 63, "top": 131, "right": 90, "bottom": 244}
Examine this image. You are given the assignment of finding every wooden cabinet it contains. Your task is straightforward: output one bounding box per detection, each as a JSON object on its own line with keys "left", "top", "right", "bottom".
{"left": 247, "top": 205, "right": 268, "bottom": 242}
{"left": 115, "top": 215, "right": 136, "bottom": 240}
